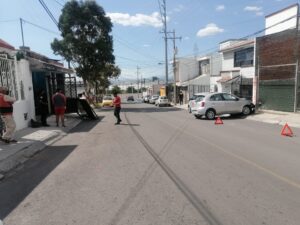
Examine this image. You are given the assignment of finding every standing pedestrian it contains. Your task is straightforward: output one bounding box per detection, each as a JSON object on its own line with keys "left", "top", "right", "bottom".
{"left": 39, "top": 90, "right": 50, "bottom": 126}
{"left": 52, "top": 88, "right": 67, "bottom": 127}
{"left": 113, "top": 92, "right": 122, "bottom": 125}
{"left": 0, "top": 86, "right": 17, "bottom": 143}
{"left": 179, "top": 91, "right": 184, "bottom": 105}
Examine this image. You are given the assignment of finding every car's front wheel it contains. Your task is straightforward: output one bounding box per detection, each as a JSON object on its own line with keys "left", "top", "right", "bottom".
{"left": 242, "top": 106, "right": 251, "bottom": 116}
{"left": 205, "top": 109, "right": 216, "bottom": 120}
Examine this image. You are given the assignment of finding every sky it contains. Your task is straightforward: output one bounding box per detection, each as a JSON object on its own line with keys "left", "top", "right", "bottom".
{"left": 1, "top": 0, "right": 300, "bottom": 83}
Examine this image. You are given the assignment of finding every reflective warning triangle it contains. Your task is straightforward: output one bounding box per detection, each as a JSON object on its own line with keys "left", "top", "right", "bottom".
{"left": 281, "top": 123, "right": 293, "bottom": 137}
{"left": 215, "top": 117, "right": 223, "bottom": 125}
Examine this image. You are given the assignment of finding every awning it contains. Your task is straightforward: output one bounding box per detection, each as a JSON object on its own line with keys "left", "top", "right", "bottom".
{"left": 217, "top": 75, "right": 240, "bottom": 84}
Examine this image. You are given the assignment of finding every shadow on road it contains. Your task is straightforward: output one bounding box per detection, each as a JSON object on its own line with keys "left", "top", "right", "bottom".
{"left": 0, "top": 145, "right": 77, "bottom": 220}
{"left": 69, "top": 116, "right": 105, "bottom": 133}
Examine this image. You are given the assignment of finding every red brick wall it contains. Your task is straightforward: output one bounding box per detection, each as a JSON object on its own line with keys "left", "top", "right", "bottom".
{"left": 256, "top": 29, "right": 299, "bottom": 80}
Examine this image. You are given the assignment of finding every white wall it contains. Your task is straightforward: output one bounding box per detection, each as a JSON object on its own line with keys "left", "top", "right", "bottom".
{"left": 13, "top": 59, "right": 35, "bottom": 130}
{"left": 240, "top": 67, "right": 255, "bottom": 78}
{"left": 178, "top": 57, "right": 198, "bottom": 83}
{"left": 265, "top": 5, "right": 298, "bottom": 35}
{"left": 222, "top": 51, "right": 235, "bottom": 71}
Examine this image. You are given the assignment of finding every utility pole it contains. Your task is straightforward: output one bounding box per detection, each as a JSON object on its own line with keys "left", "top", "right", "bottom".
{"left": 294, "top": 5, "right": 300, "bottom": 112}
{"left": 20, "top": 18, "right": 25, "bottom": 47}
{"left": 160, "top": 0, "right": 169, "bottom": 97}
{"left": 137, "top": 66, "right": 140, "bottom": 98}
{"left": 168, "top": 30, "right": 181, "bottom": 105}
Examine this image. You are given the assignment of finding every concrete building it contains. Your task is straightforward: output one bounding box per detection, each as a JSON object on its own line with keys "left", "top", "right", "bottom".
{"left": 175, "top": 53, "right": 221, "bottom": 103}
{"left": 265, "top": 4, "right": 299, "bottom": 35}
{"left": 255, "top": 4, "right": 300, "bottom": 112}
{"left": 217, "top": 39, "right": 255, "bottom": 100}
{"left": 0, "top": 39, "right": 73, "bottom": 130}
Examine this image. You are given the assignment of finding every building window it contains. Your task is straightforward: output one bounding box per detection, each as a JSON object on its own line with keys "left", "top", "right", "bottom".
{"left": 20, "top": 80, "right": 25, "bottom": 100}
{"left": 234, "top": 47, "right": 254, "bottom": 67}
{"left": 199, "top": 59, "right": 210, "bottom": 75}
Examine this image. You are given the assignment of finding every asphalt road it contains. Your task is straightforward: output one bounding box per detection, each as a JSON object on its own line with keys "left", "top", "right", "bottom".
{"left": 1, "top": 103, "right": 300, "bottom": 225}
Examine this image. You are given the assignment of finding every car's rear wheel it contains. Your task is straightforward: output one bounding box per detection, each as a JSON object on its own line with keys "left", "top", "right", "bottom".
{"left": 242, "top": 106, "right": 251, "bottom": 116}
{"left": 205, "top": 109, "right": 215, "bottom": 120}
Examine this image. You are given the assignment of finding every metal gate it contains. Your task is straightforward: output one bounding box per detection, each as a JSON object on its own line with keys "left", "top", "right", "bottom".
{"left": 47, "top": 74, "right": 78, "bottom": 113}
{"left": 0, "top": 56, "right": 18, "bottom": 134}
{"left": 0, "top": 56, "right": 18, "bottom": 99}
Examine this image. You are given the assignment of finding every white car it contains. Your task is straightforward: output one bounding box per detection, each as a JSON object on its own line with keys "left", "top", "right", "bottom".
{"left": 149, "top": 95, "right": 159, "bottom": 104}
{"left": 191, "top": 92, "right": 255, "bottom": 119}
{"left": 155, "top": 96, "right": 170, "bottom": 107}
{"left": 188, "top": 93, "right": 205, "bottom": 113}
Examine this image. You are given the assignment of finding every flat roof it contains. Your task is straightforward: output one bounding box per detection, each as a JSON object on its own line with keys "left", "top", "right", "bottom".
{"left": 265, "top": 3, "right": 298, "bottom": 18}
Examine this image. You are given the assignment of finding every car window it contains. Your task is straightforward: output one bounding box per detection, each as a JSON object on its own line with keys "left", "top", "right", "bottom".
{"left": 195, "top": 95, "right": 205, "bottom": 102}
{"left": 222, "top": 93, "right": 238, "bottom": 101}
{"left": 210, "top": 94, "right": 223, "bottom": 101}
{"left": 160, "top": 96, "right": 167, "bottom": 99}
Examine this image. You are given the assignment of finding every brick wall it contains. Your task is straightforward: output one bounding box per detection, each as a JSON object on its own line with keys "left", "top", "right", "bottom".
{"left": 256, "top": 29, "right": 299, "bottom": 112}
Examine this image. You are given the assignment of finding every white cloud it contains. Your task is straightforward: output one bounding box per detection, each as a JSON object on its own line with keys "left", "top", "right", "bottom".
{"left": 216, "top": 5, "right": 225, "bottom": 11}
{"left": 244, "top": 6, "right": 262, "bottom": 12}
{"left": 244, "top": 6, "right": 263, "bottom": 16}
{"left": 184, "top": 36, "right": 190, "bottom": 40}
{"left": 143, "top": 44, "right": 150, "bottom": 47}
{"left": 107, "top": 12, "right": 163, "bottom": 28}
{"left": 197, "top": 23, "right": 224, "bottom": 37}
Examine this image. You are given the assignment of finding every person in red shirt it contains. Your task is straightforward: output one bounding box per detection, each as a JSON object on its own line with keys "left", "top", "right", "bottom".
{"left": 113, "top": 92, "right": 122, "bottom": 125}
{"left": 52, "top": 88, "right": 67, "bottom": 127}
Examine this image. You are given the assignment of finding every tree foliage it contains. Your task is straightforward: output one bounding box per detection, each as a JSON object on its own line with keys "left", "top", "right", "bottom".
{"left": 111, "top": 85, "right": 121, "bottom": 94}
{"left": 126, "top": 86, "right": 137, "bottom": 93}
{"left": 51, "top": 0, "right": 120, "bottom": 89}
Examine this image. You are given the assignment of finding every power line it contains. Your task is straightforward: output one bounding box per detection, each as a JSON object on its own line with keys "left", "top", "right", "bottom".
{"left": 114, "top": 35, "right": 163, "bottom": 62}
{"left": 22, "top": 18, "right": 60, "bottom": 35}
{"left": 38, "top": 0, "right": 59, "bottom": 27}
{"left": 53, "top": 0, "right": 64, "bottom": 7}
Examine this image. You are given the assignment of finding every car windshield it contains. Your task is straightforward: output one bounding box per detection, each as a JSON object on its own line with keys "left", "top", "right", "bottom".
{"left": 160, "top": 96, "right": 167, "bottom": 99}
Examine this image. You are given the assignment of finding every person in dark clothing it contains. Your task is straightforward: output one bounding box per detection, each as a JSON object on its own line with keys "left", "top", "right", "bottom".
{"left": 52, "top": 89, "right": 67, "bottom": 127}
{"left": 39, "top": 90, "right": 50, "bottom": 126}
{"left": 113, "top": 92, "right": 122, "bottom": 125}
{"left": 179, "top": 91, "right": 184, "bottom": 105}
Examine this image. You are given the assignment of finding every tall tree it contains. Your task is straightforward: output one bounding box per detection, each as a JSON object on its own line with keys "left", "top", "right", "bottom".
{"left": 51, "top": 0, "right": 118, "bottom": 88}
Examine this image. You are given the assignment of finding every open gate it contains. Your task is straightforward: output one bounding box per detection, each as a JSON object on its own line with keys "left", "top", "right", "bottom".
{"left": 47, "top": 74, "right": 78, "bottom": 114}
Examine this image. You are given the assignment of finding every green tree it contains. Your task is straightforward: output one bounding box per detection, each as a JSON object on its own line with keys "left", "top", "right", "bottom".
{"left": 111, "top": 85, "right": 121, "bottom": 94}
{"left": 126, "top": 86, "right": 137, "bottom": 93}
{"left": 51, "top": 0, "right": 118, "bottom": 89}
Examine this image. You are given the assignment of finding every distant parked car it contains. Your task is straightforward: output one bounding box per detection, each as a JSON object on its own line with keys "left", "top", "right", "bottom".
{"left": 143, "top": 95, "right": 150, "bottom": 103}
{"left": 149, "top": 95, "right": 159, "bottom": 104}
{"left": 188, "top": 93, "right": 205, "bottom": 113}
{"left": 101, "top": 95, "right": 113, "bottom": 107}
{"left": 127, "top": 96, "right": 134, "bottom": 101}
{"left": 155, "top": 96, "right": 170, "bottom": 107}
{"left": 191, "top": 92, "right": 255, "bottom": 119}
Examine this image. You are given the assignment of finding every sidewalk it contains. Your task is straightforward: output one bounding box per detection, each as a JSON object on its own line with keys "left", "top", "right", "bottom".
{"left": 0, "top": 114, "right": 82, "bottom": 178}
{"left": 173, "top": 103, "right": 300, "bottom": 128}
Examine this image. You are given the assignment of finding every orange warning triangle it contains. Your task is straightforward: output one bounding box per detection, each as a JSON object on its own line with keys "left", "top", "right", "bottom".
{"left": 281, "top": 123, "right": 293, "bottom": 137}
{"left": 215, "top": 117, "right": 223, "bottom": 125}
